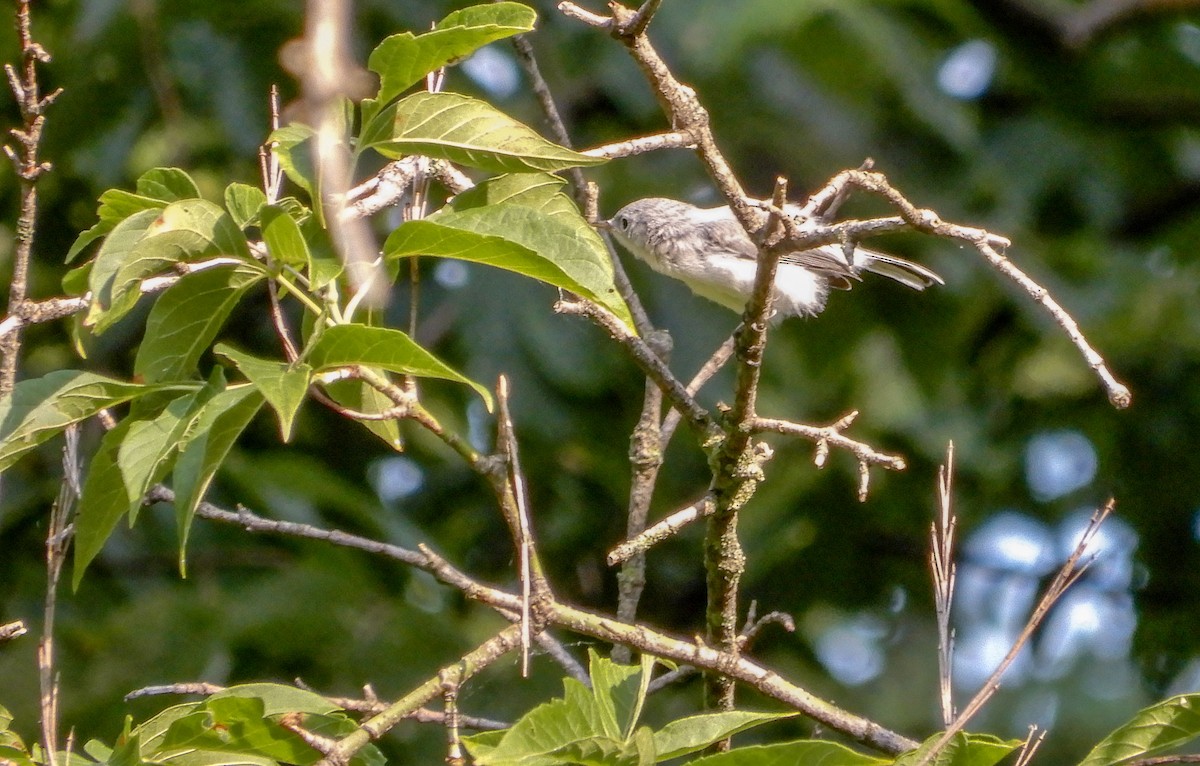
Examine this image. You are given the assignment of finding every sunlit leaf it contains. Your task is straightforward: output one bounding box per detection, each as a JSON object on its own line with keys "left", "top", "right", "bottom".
{"left": 894, "top": 732, "right": 1020, "bottom": 766}
{"left": 0, "top": 371, "right": 175, "bottom": 474}
{"left": 260, "top": 205, "right": 310, "bottom": 267}
{"left": 72, "top": 387, "right": 214, "bottom": 587}
{"left": 224, "top": 183, "right": 267, "bottom": 229}
{"left": 386, "top": 204, "right": 632, "bottom": 330}
{"left": 688, "top": 740, "right": 888, "bottom": 766}
{"left": 137, "top": 167, "right": 202, "bottom": 202}
{"left": 134, "top": 264, "right": 265, "bottom": 384}
{"left": 216, "top": 344, "right": 311, "bottom": 442}
{"left": 172, "top": 385, "right": 265, "bottom": 572}
{"left": 307, "top": 324, "right": 492, "bottom": 409}
{"left": 361, "top": 92, "right": 606, "bottom": 173}
{"left": 653, "top": 711, "right": 800, "bottom": 761}
{"left": 1077, "top": 694, "right": 1200, "bottom": 766}
{"left": 368, "top": 3, "right": 536, "bottom": 108}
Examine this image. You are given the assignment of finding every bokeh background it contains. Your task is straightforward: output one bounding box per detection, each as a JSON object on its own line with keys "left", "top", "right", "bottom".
{"left": 2, "top": 0, "right": 1200, "bottom": 763}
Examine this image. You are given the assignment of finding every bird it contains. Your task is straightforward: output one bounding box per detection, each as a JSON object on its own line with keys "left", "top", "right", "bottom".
{"left": 606, "top": 197, "right": 943, "bottom": 319}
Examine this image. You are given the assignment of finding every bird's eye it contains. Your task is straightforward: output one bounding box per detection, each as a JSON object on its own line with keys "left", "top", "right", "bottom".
{"left": 617, "top": 215, "right": 630, "bottom": 231}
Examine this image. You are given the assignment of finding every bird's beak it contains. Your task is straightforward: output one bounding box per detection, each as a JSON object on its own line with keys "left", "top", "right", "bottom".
{"left": 595, "top": 218, "right": 613, "bottom": 232}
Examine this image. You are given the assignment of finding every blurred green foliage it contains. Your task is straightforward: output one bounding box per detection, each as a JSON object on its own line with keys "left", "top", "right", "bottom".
{"left": 1, "top": 1, "right": 1199, "bottom": 764}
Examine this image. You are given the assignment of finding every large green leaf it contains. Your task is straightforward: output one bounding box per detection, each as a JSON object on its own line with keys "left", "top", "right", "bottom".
{"left": 653, "top": 711, "right": 799, "bottom": 762}
{"left": 135, "top": 264, "right": 265, "bottom": 384}
{"left": 216, "top": 344, "right": 311, "bottom": 441}
{"left": 893, "top": 733, "right": 1019, "bottom": 766}
{"left": 688, "top": 741, "right": 887, "bottom": 766}
{"left": 588, "top": 650, "right": 652, "bottom": 740}
{"left": 92, "top": 200, "right": 252, "bottom": 334}
{"left": 1077, "top": 693, "right": 1200, "bottom": 766}
{"left": 85, "top": 208, "right": 162, "bottom": 327}
{"left": 307, "top": 324, "right": 492, "bottom": 409}
{"left": 465, "top": 679, "right": 611, "bottom": 766}
{"left": 67, "top": 167, "right": 199, "bottom": 263}
{"left": 368, "top": 3, "right": 536, "bottom": 108}
{"left": 446, "top": 172, "right": 579, "bottom": 218}
{"left": 208, "top": 684, "right": 342, "bottom": 716}
{"left": 361, "top": 92, "right": 606, "bottom": 173}
{"left": 0, "top": 371, "right": 172, "bottom": 474}
{"left": 136, "top": 167, "right": 202, "bottom": 202}
{"left": 171, "top": 385, "right": 265, "bottom": 571}
{"left": 386, "top": 203, "right": 633, "bottom": 330}
{"left": 72, "top": 388, "right": 214, "bottom": 587}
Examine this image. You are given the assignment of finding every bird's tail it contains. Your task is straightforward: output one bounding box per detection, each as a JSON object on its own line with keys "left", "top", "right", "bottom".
{"left": 858, "top": 250, "right": 944, "bottom": 291}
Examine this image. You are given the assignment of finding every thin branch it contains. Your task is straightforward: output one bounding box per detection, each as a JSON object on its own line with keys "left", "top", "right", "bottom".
{"left": 930, "top": 443, "right": 958, "bottom": 727}
{"left": 659, "top": 334, "right": 735, "bottom": 451}
{"left": 1, "top": 0, "right": 60, "bottom": 394}
{"left": 314, "top": 625, "right": 525, "bottom": 766}
{"left": 555, "top": 297, "right": 716, "bottom": 437}
{"left": 1013, "top": 725, "right": 1046, "bottom": 766}
{"left": 807, "top": 168, "right": 1130, "bottom": 409}
{"left": 609, "top": 493, "right": 716, "bottom": 566}
{"left": 582, "top": 130, "right": 695, "bottom": 159}
{"left": 614, "top": 329, "right": 670, "bottom": 662}
{"left": 39, "top": 425, "right": 80, "bottom": 766}
{"left": 179, "top": 493, "right": 917, "bottom": 755}
{"left": 750, "top": 412, "right": 906, "bottom": 501}
{"left": 914, "top": 499, "right": 1115, "bottom": 766}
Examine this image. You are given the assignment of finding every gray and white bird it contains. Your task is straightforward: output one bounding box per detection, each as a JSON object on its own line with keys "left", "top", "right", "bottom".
{"left": 606, "top": 197, "right": 943, "bottom": 319}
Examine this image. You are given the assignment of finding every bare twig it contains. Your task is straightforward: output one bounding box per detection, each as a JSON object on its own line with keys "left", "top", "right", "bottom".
{"left": 555, "top": 298, "right": 715, "bottom": 437}
{"left": 930, "top": 443, "right": 957, "bottom": 726}
{"left": 609, "top": 493, "right": 716, "bottom": 566}
{"left": 659, "top": 334, "right": 736, "bottom": 451}
{"left": 582, "top": 130, "right": 695, "bottom": 159}
{"left": 1013, "top": 725, "right": 1046, "bottom": 766}
{"left": 804, "top": 168, "right": 1130, "bottom": 409}
{"left": 750, "top": 412, "right": 906, "bottom": 501}
{"left": 39, "top": 426, "right": 80, "bottom": 766}
{"left": 124, "top": 682, "right": 225, "bottom": 700}
{"left": 915, "top": 499, "right": 1116, "bottom": 766}
{"left": 314, "top": 625, "right": 526, "bottom": 766}
{"left": 1, "top": 0, "right": 61, "bottom": 394}
{"left": 496, "top": 375, "right": 540, "bottom": 676}
{"left": 177, "top": 492, "right": 917, "bottom": 754}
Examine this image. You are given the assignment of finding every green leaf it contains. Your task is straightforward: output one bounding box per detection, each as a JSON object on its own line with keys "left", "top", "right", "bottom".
{"left": 93, "top": 200, "right": 252, "bottom": 335}
{"left": 224, "top": 183, "right": 267, "bottom": 229}
{"left": 1077, "top": 693, "right": 1200, "bottom": 766}
{"left": 0, "top": 371, "right": 170, "bottom": 474}
{"left": 67, "top": 191, "right": 166, "bottom": 264}
{"left": 894, "top": 733, "right": 1020, "bottom": 766}
{"left": 688, "top": 740, "right": 888, "bottom": 766}
{"left": 72, "top": 387, "right": 217, "bottom": 587}
{"left": 260, "top": 205, "right": 310, "bottom": 267}
{"left": 587, "top": 650, "right": 650, "bottom": 740}
{"left": 135, "top": 264, "right": 265, "bottom": 384}
{"left": 386, "top": 204, "right": 633, "bottom": 331}
{"left": 361, "top": 92, "right": 606, "bottom": 173}
{"left": 172, "top": 385, "right": 265, "bottom": 572}
{"left": 368, "top": 3, "right": 536, "bottom": 108}
{"left": 653, "top": 711, "right": 800, "bottom": 761}
{"left": 307, "top": 324, "right": 492, "bottom": 409}
{"left": 67, "top": 167, "right": 197, "bottom": 264}
{"left": 208, "top": 683, "right": 342, "bottom": 716}
{"left": 466, "top": 678, "right": 611, "bottom": 766}
{"left": 270, "top": 125, "right": 316, "bottom": 200}
{"left": 85, "top": 208, "right": 163, "bottom": 327}
{"left": 137, "top": 168, "right": 202, "bottom": 202}
{"left": 216, "top": 345, "right": 311, "bottom": 441}
{"left": 447, "top": 172, "right": 579, "bottom": 218}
